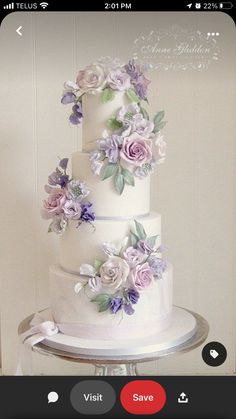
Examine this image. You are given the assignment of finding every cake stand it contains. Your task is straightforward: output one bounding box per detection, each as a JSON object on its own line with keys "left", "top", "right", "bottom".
{"left": 17, "top": 306, "right": 209, "bottom": 376}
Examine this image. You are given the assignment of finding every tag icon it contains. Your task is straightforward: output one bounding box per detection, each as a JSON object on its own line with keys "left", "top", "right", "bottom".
{"left": 202, "top": 342, "right": 227, "bottom": 367}
{"left": 210, "top": 349, "right": 219, "bottom": 359}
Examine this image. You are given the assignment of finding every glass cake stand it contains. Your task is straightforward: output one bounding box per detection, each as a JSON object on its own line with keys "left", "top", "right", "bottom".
{"left": 17, "top": 307, "right": 209, "bottom": 376}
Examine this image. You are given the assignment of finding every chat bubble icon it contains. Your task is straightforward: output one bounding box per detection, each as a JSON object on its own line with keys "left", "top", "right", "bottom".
{"left": 48, "top": 391, "right": 59, "bottom": 404}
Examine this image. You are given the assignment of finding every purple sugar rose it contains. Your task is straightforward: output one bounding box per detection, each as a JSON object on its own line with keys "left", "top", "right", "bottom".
{"left": 69, "top": 103, "right": 83, "bottom": 125}
{"left": 124, "top": 304, "right": 135, "bottom": 315}
{"left": 63, "top": 200, "right": 81, "bottom": 220}
{"left": 130, "top": 262, "right": 154, "bottom": 291}
{"left": 148, "top": 256, "right": 167, "bottom": 279}
{"left": 123, "top": 246, "right": 145, "bottom": 268}
{"left": 127, "top": 288, "right": 140, "bottom": 304}
{"left": 137, "top": 239, "right": 153, "bottom": 254}
{"left": 109, "top": 297, "right": 123, "bottom": 314}
{"left": 61, "top": 91, "right": 76, "bottom": 104}
{"left": 132, "top": 114, "right": 154, "bottom": 137}
{"left": 107, "top": 69, "right": 131, "bottom": 91}
{"left": 80, "top": 202, "right": 96, "bottom": 222}
{"left": 120, "top": 133, "right": 152, "bottom": 167}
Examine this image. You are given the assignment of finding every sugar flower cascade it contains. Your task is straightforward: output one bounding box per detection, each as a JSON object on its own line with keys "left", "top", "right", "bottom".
{"left": 75, "top": 220, "right": 167, "bottom": 316}
{"left": 61, "top": 59, "right": 167, "bottom": 194}
{"left": 41, "top": 158, "right": 95, "bottom": 234}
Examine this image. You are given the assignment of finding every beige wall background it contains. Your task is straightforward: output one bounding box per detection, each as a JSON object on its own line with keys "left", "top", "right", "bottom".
{"left": 0, "top": 11, "right": 235, "bottom": 375}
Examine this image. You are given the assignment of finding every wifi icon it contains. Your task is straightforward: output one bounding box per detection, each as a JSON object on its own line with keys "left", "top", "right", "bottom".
{"left": 40, "top": 2, "right": 48, "bottom": 8}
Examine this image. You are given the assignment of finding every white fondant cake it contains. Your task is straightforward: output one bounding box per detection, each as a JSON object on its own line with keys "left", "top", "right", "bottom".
{"left": 50, "top": 264, "right": 173, "bottom": 340}
{"left": 44, "top": 59, "right": 172, "bottom": 343}
{"left": 82, "top": 91, "right": 128, "bottom": 152}
{"left": 59, "top": 213, "right": 161, "bottom": 274}
{"left": 72, "top": 152, "right": 150, "bottom": 217}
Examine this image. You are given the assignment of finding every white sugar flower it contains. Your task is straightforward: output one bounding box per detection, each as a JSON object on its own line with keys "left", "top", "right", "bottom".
{"left": 79, "top": 264, "right": 96, "bottom": 277}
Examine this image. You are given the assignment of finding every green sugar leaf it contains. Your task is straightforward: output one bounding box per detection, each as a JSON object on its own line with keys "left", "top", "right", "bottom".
{"left": 101, "top": 163, "right": 118, "bottom": 180}
{"left": 153, "top": 120, "right": 167, "bottom": 133}
{"left": 126, "top": 88, "right": 140, "bottom": 103}
{"left": 121, "top": 168, "right": 135, "bottom": 186}
{"left": 146, "top": 235, "right": 158, "bottom": 248}
{"left": 140, "top": 106, "right": 150, "bottom": 120}
{"left": 106, "top": 118, "right": 123, "bottom": 130}
{"left": 91, "top": 294, "right": 111, "bottom": 312}
{"left": 130, "top": 232, "right": 138, "bottom": 247}
{"left": 94, "top": 259, "right": 104, "bottom": 272}
{"left": 134, "top": 219, "right": 147, "bottom": 240}
{"left": 115, "top": 173, "right": 125, "bottom": 195}
{"left": 101, "top": 88, "right": 115, "bottom": 103}
{"left": 153, "top": 110, "right": 165, "bottom": 125}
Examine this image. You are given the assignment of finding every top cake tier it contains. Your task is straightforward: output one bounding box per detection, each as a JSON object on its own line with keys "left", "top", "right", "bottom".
{"left": 82, "top": 91, "right": 128, "bottom": 152}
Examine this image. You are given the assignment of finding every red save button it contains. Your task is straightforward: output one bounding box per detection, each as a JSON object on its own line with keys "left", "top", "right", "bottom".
{"left": 120, "top": 380, "right": 166, "bottom": 415}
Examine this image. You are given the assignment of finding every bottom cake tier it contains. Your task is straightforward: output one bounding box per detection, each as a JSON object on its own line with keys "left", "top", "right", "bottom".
{"left": 50, "top": 264, "right": 173, "bottom": 341}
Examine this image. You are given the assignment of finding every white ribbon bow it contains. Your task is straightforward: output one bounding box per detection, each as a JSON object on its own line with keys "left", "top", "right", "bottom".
{"left": 15, "top": 313, "right": 59, "bottom": 375}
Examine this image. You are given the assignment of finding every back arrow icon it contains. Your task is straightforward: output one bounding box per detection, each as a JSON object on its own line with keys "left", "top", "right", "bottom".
{"left": 16, "top": 26, "right": 23, "bottom": 36}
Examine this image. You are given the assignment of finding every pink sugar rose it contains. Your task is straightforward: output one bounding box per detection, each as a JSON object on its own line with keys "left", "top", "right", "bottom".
{"left": 130, "top": 262, "right": 154, "bottom": 290}
{"left": 76, "top": 63, "right": 107, "bottom": 93}
{"left": 123, "top": 246, "right": 145, "bottom": 268}
{"left": 120, "top": 133, "right": 152, "bottom": 166}
{"left": 41, "top": 188, "right": 66, "bottom": 220}
{"left": 100, "top": 256, "right": 130, "bottom": 289}
{"left": 107, "top": 69, "right": 131, "bottom": 91}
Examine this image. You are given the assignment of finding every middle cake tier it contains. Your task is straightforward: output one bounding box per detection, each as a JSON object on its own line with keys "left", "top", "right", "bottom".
{"left": 72, "top": 152, "right": 150, "bottom": 217}
{"left": 59, "top": 212, "right": 161, "bottom": 274}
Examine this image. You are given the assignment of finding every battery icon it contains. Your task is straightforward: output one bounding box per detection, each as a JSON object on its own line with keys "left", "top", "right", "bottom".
{"left": 219, "top": 2, "right": 233, "bottom": 8}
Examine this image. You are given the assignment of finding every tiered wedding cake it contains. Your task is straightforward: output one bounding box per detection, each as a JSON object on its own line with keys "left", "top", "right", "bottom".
{"left": 42, "top": 59, "right": 173, "bottom": 341}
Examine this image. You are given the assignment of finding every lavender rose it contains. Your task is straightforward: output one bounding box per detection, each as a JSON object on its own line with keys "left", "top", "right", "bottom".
{"left": 63, "top": 200, "right": 81, "bottom": 219}
{"left": 123, "top": 246, "right": 145, "bottom": 268}
{"left": 107, "top": 69, "right": 131, "bottom": 91}
{"left": 137, "top": 239, "right": 153, "bottom": 255}
{"left": 132, "top": 114, "right": 154, "bottom": 137}
{"left": 41, "top": 189, "right": 66, "bottom": 220}
{"left": 99, "top": 256, "right": 130, "bottom": 289}
{"left": 120, "top": 133, "right": 152, "bottom": 167}
{"left": 76, "top": 63, "right": 106, "bottom": 93}
{"left": 130, "top": 262, "right": 154, "bottom": 291}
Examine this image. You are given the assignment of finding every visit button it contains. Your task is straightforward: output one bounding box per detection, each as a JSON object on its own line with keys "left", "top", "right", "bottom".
{"left": 120, "top": 380, "right": 166, "bottom": 415}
